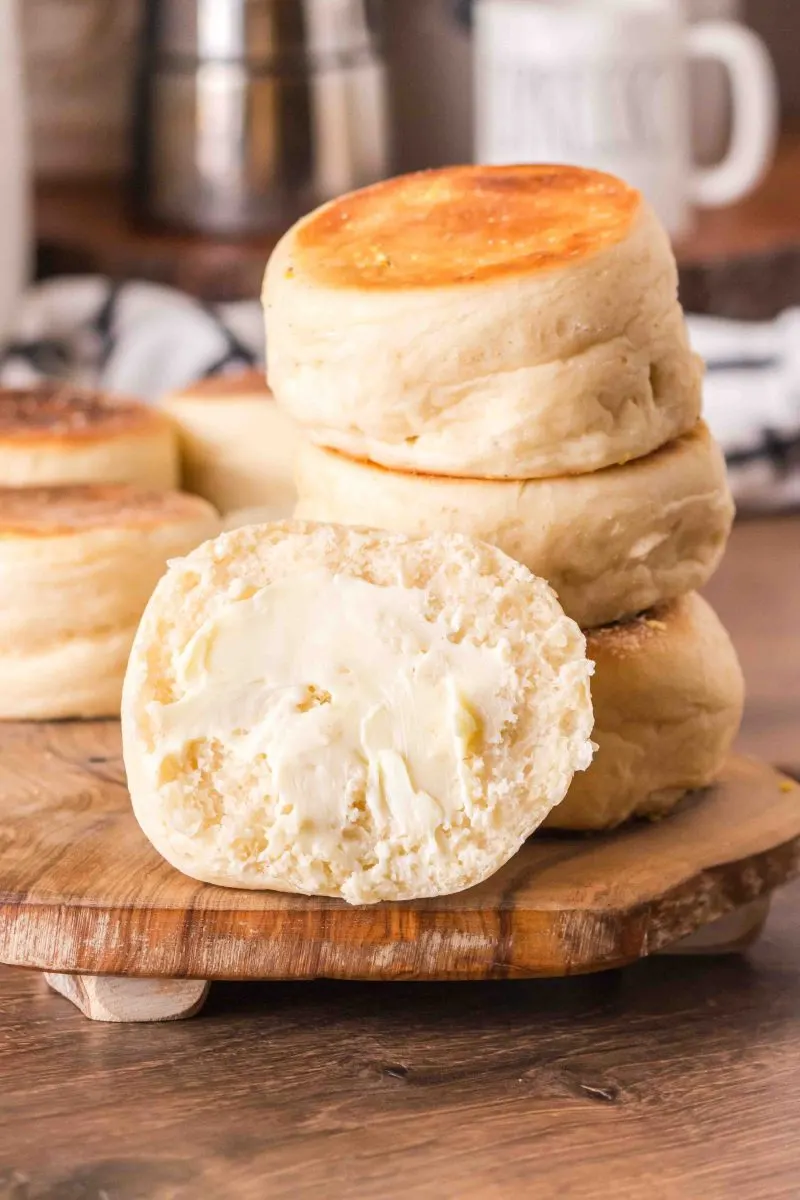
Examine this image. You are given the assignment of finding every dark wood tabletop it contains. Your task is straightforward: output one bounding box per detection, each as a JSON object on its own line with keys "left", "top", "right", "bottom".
{"left": 1, "top": 515, "right": 798, "bottom": 1200}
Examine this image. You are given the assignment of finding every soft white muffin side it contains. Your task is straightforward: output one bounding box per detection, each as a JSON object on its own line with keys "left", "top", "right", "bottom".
{"left": 161, "top": 370, "right": 300, "bottom": 516}
{"left": 295, "top": 423, "right": 734, "bottom": 628}
{"left": 0, "top": 486, "right": 220, "bottom": 719}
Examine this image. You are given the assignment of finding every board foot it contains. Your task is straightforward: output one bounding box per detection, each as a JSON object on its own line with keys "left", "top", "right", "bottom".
{"left": 659, "top": 897, "right": 771, "bottom": 956}
{"left": 44, "top": 973, "right": 210, "bottom": 1022}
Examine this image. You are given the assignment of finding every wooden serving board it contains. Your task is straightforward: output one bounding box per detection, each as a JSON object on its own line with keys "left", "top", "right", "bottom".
{"left": 0, "top": 721, "right": 798, "bottom": 1020}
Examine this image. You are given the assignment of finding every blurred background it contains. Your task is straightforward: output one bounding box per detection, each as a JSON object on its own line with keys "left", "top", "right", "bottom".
{"left": 3, "top": 0, "right": 796, "bottom": 309}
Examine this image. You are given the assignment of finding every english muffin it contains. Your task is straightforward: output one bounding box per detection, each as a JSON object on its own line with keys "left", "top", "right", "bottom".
{"left": 547, "top": 594, "right": 744, "bottom": 830}
{"left": 265, "top": 165, "right": 701, "bottom": 479}
{"left": 0, "top": 485, "right": 219, "bottom": 719}
{"left": 161, "top": 369, "right": 299, "bottom": 516}
{"left": 295, "top": 422, "right": 734, "bottom": 627}
{"left": 0, "top": 383, "right": 178, "bottom": 489}
{"left": 122, "top": 521, "right": 594, "bottom": 903}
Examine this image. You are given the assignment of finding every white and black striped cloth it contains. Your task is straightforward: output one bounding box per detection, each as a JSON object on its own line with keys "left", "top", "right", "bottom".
{"left": 1, "top": 277, "right": 798, "bottom": 512}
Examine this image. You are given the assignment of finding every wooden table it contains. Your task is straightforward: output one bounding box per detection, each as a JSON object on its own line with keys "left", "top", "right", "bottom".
{"left": 0, "top": 515, "right": 798, "bottom": 1200}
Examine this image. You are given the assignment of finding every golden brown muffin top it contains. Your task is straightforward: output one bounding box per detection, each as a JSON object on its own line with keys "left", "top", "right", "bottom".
{"left": 586, "top": 600, "right": 684, "bottom": 658}
{"left": 0, "top": 384, "right": 170, "bottom": 444}
{"left": 163, "top": 369, "right": 272, "bottom": 404}
{"left": 289, "top": 164, "right": 641, "bottom": 290}
{"left": 0, "top": 484, "right": 216, "bottom": 537}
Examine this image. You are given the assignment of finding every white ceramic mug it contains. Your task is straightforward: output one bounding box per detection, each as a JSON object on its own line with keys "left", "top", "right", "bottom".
{"left": 475, "top": 0, "right": 779, "bottom": 236}
{"left": 689, "top": 0, "right": 743, "bottom": 163}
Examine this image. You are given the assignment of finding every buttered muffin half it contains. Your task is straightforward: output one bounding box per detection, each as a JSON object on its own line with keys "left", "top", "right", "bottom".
{"left": 295, "top": 422, "right": 734, "bottom": 628}
{"left": 160, "top": 370, "right": 300, "bottom": 517}
{"left": 265, "top": 164, "right": 701, "bottom": 479}
{"left": 546, "top": 594, "right": 744, "bottom": 831}
{"left": 0, "top": 485, "right": 219, "bottom": 719}
{"left": 122, "top": 521, "right": 594, "bottom": 904}
{"left": 0, "top": 383, "right": 178, "bottom": 488}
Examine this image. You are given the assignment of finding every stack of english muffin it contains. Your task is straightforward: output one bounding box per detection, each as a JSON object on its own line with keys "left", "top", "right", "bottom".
{"left": 263, "top": 164, "right": 744, "bottom": 831}
{"left": 0, "top": 383, "right": 219, "bottom": 719}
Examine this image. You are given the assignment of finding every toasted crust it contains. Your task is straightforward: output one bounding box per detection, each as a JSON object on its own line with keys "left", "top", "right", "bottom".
{"left": 291, "top": 165, "right": 641, "bottom": 290}
{"left": 163, "top": 370, "right": 272, "bottom": 404}
{"left": 0, "top": 484, "right": 217, "bottom": 537}
{"left": 265, "top": 170, "right": 697, "bottom": 479}
{"left": 584, "top": 601, "right": 682, "bottom": 660}
{"left": 0, "top": 384, "right": 171, "bottom": 445}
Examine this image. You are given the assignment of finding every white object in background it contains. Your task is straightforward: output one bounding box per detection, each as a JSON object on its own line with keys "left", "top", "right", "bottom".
{"left": 689, "top": 0, "right": 742, "bottom": 163}
{"left": 475, "top": 0, "right": 779, "bottom": 238}
{"left": 0, "top": 0, "right": 29, "bottom": 341}
{"left": 688, "top": 308, "right": 800, "bottom": 512}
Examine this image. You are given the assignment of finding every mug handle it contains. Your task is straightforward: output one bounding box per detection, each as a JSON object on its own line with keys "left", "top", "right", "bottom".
{"left": 688, "top": 20, "right": 779, "bottom": 209}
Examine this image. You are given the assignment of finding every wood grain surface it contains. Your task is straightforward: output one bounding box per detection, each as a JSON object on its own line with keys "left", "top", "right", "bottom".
{"left": 42, "top": 973, "right": 210, "bottom": 1023}
{"left": 0, "top": 720, "right": 798, "bottom": 981}
{"left": 0, "top": 883, "right": 798, "bottom": 1200}
{"left": 705, "top": 515, "right": 800, "bottom": 778}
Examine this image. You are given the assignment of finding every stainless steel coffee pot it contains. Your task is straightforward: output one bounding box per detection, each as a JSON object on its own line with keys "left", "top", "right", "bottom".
{"left": 133, "top": 0, "right": 389, "bottom": 235}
